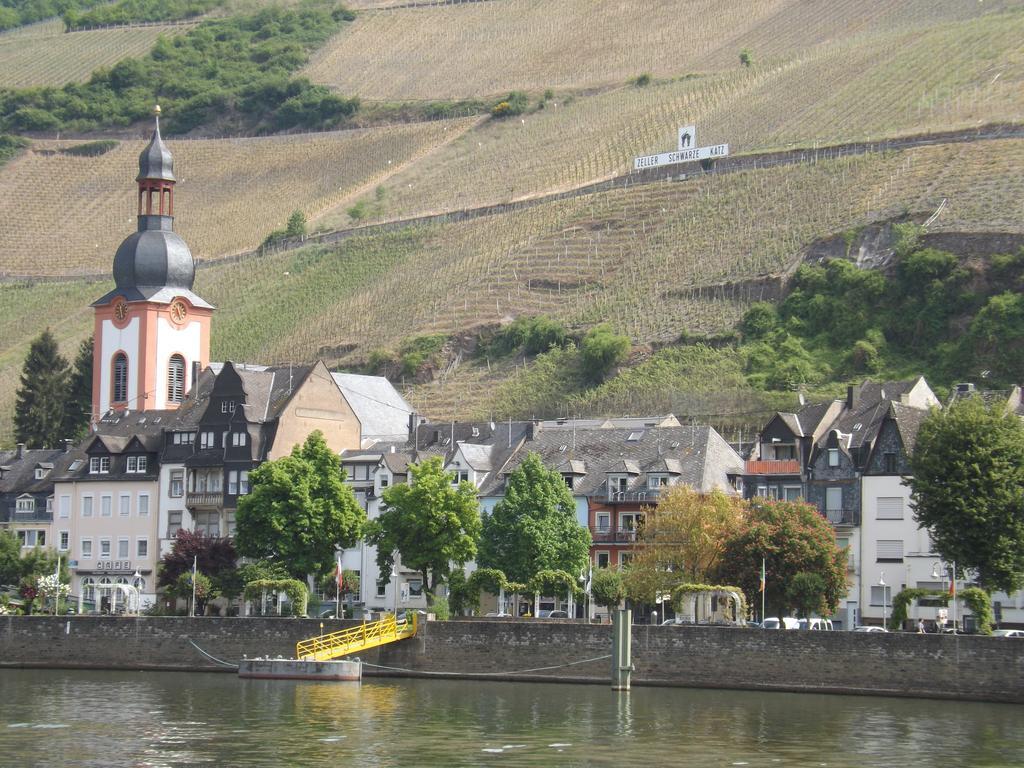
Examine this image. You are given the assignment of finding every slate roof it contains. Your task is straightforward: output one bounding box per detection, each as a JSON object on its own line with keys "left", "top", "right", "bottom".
{"left": 50, "top": 410, "right": 170, "bottom": 482}
{"left": 331, "top": 373, "right": 413, "bottom": 443}
{"left": 889, "top": 402, "right": 931, "bottom": 455}
{"left": 537, "top": 415, "right": 681, "bottom": 430}
{"left": 815, "top": 380, "right": 925, "bottom": 452}
{"left": 0, "top": 448, "right": 67, "bottom": 495}
{"left": 478, "top": 425, "right": 743, "bottom": 497}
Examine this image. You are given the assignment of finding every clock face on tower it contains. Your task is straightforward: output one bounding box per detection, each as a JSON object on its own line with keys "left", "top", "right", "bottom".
{"left": 169, "top": 299, "right": 188, "bottom": 324}
{"left": 113, "top": 299, "right": 129, "bottom": 322}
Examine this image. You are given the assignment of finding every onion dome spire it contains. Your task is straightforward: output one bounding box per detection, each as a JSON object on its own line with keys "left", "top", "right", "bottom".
{"left": 137, "top": 104, "right": 175, "bottom": 183}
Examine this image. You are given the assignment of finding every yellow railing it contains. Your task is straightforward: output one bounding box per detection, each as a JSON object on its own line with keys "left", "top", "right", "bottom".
{"left": 296, "top": 612, "right": 418, "bottom": 662}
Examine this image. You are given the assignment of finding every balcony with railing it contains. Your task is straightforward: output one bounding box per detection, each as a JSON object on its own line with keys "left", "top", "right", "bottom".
{"left": 604, "top": 487, "right": 666, "bottom": 503}
{"left": 824, "top": 507, "right": 859, "bottom": 526}
{"left": 1, "top": 509, "right": 53, "bottom": 523}
{"left": 744, "top": 459, "right": 801, "bottom": 475}
{"left": 590, "top": 527, "right": 641, "bottom": 544}
{"left": 186, "top": 491, "right": 224, "bottom": 508}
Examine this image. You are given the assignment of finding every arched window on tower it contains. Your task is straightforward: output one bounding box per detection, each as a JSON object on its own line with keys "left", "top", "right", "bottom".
{"left": 112, "top": 353, "right": 128, "bottom": 403}
{"left": 167, "top": 354, "right": 185, "bottom": 403}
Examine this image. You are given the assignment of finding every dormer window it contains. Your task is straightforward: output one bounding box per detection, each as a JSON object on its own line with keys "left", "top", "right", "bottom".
{"left": 609, "top": 475, "right": 628, "bottom": 494}
{"left": 827, "top": 449, "right": 839, "bottom": 467}
{"left": 563, "top": 474, "right": 575, "bottom": 490}
{"left": 126, "top": 456, "right": 147, "bottom": 473}
{"left": 34, "top": 467, "right": 47, "bottom": 480}
{"left": 451, "top": 470, "right": 469, "bottom": 484}
{"left": 883, "top": 452, "right": 897, "bottom": 473}
{"left": 199, "top": 431, "right": 216, "bottom": 449}
{"left": 172, "top": 431, "right": 195, "bottom": 445}
{"left": 231, "top": 432, "right": 247, "bottom": 447}
{"left": 221, "top": 401, "right": 236, "bottom": 414}
{"left": 648, "top": 474, "right": 669, "bottom": 489}
{"left": 89, "top": 456, "right": 111, "bottom": 474}
{"left": 16, "top": 496, "right": 35, "bottom": 514}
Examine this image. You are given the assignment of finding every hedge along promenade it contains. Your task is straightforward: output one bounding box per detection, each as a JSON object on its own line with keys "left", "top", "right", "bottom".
{"left": 2, "top": 616, "right": 1021, "bottom": 703}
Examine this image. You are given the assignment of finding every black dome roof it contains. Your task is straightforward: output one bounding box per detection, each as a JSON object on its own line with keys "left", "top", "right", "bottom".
{"left": 137, "top": 111, "right": 175, "bottom": 182}
{"left": 113, "top": 218, "right": 195, "bottom": 291}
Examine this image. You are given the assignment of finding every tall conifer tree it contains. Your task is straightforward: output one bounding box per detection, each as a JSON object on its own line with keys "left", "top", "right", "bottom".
{"left": 64, "top": 336, "right": 93, "bottom": 439}
{"left": 14, "top": 329, "right": 70, "bottom": 448}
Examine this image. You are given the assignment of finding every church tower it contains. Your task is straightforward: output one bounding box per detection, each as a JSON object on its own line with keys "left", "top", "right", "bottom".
{"left": 91, "top": 106, "right": 213, "bottom": 421}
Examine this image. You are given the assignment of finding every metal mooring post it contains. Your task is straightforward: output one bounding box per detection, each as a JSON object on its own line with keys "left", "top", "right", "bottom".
{"left": 611, "top": 608, "right": 633, "bottom": 691}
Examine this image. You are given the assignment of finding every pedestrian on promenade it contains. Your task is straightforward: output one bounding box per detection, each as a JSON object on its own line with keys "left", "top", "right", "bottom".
{"left": 917, "top": 619, "right": 925, "bottom": 634}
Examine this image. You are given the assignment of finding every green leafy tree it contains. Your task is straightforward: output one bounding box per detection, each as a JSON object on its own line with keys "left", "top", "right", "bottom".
{"left": 739, "top": 49, "right": 753, "bottom": 67}
{"left": 591, "top": 568, "right": 625, "bottom": 613}
{"left": 478, "top": 453, "right": 591, "bottom": 584}
{"left": 366, "top": 455, "right": 481, "bottom": 605}
{"left": 14, "top": 329, "right": 71, "bottom": 448}
{"left": 235, "top": 431, "right": 365, "bottom": 581}
{"left": 623, "top": 485, "right": 746, "bottom": 603}
{"left": 717, "top": 498, "right": 847, "bottom": 618}
{"left": 908, "top": 399, "right": 1024, "bottom": 593}
{"left": 786, "top": 571, "right": 829, "bottom": 619}
{"left": 580, "top": 324, "right": 630, "bottom": 384}
{"left": 285, "top": 209, "right": 307, "bottom": 237}
{"left": 0, "top": 530, "right": 22, "bottom": 585}
{"left": 64, "top": 336, "right": 93, "bottom": 439}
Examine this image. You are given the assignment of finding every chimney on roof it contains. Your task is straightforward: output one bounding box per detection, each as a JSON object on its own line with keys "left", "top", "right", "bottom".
{"left": 16, "top": 443, "right": 25, "bottom": 459}
{"left": 63, "top": 438, "right": 74, "bottom": 453}
{"left": 846, "top": 384, "right": 862, "bottom": 410}
{"left": 191, "top": 360, "right": 200, "bottom": 390}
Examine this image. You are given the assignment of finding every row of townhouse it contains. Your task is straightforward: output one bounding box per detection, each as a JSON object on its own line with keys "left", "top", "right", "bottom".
{"left": 745, "top": 378, "right": 1024, "bottom": 630}
{"left": 339, "top": 415, "right": 745, "bottom": 620}
{"left": 0, "top": 360, "right": 413, "bottom": 609}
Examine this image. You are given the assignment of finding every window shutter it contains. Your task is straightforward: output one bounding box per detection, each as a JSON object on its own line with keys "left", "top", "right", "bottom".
{"left": 877, "top": 540, "right": 904, "bottom": 560}
{"left": 876, "top": 497, "right": 903, "bottom": 519}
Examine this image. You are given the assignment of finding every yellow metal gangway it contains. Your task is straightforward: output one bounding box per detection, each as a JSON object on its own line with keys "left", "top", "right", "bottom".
{"left": 296, "top": 612, "right": 418, "bottom": 662}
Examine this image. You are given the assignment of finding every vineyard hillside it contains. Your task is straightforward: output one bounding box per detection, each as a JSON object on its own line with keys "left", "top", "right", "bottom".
{"left": 0, "top": 117, "right": 479, "bottom": 277}
{"left": 1, "top": 137, "right": 1022, "bottom": 441}
{"left": 303, "top": 0, "right": 1019, "bottom": 100}
{"left": 0, "top": 19, "right": 195, "bottom": 88}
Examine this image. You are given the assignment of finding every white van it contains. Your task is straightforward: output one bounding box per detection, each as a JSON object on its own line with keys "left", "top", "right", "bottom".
{"left": 762, "top": 617, "right": 800, "bottom": 630}
{"left": 798, "top": 618, "right": 834, "bottom": 631}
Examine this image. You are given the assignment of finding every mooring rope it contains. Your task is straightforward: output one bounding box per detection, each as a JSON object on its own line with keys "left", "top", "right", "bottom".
{"left": 186, "top": 637, "right": 240, "bottom": 669}
{"left": 360, "top": 654, "right": 612, "bottom": 677}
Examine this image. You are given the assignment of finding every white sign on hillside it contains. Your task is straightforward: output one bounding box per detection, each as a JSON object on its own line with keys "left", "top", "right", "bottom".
{"left": 678, "top": 125, "right": 696, "bottom": 150}
{"left": 633, "top": 142, "right": 729, "bottom": 171}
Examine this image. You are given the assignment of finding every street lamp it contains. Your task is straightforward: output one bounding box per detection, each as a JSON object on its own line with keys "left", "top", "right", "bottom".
{"left": 390, "top": 560, "right": 399, "bottom": 621}
{"left": 878, "top": 572, "right": 887, "bottom": 630}
{"left": 132, "top": 570, "right": 142, "bottom": 615}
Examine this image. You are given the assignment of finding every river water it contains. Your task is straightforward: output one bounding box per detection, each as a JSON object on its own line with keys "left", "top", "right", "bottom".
{"left": 0, "top": 669, "right": 1021, "bottom": 767}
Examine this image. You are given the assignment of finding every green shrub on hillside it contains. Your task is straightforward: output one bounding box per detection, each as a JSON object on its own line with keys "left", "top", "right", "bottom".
{"left": 64, "top": 0, "right": 220, "bottom": 30}
{"left": 481, "top": 315, "right": 570, "bottom": 358}
{"left": 398, "top": 334, "right": 447, "bottom": 379}
{"left": 0, "top": 2, "right": 358, "bottom": 134}
{"left": 0, "top": 0, "right": 107, "bottom": 32}
{"left": 61, "top": 139, "right": 117, "bottom": 156}
{"left": 490, "top": 91, "right": 530, "bottom": 119}
{"left": 0, "top": 133, "right": 28, "bottom": 167}
{"left": 580, "top": 324, "right": 630, "bottom": 384}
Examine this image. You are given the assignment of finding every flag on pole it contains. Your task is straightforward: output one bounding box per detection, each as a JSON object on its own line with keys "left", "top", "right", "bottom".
{"left": 948, "top": 576, "right": 955, "bottom": 596}
{"left": 759, "top": 559, "right": 766, "bottom": 593}
{"left": 335, "top": 556, "right": 344, "bottom": 591}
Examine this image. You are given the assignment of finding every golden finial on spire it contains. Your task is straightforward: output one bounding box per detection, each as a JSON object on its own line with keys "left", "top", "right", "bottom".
{"left": 154, "top": 104, "right": 161, "bottom": 115}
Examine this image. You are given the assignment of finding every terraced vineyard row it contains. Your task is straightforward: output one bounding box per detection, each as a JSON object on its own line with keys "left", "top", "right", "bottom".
{"left": 0, "top": 116, "right": 479, "bottom": 277}
{"left": 0, "top": 19, "right": 192, "bottom": 88}
{"left": 303, "top": 0, "right": 1020, "bottom": 100}
{"left": 1, "top": 138, "right": 1022, "bottom": 441}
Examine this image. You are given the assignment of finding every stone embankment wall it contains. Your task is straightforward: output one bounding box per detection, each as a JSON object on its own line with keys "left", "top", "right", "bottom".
{"left": 2, "top": 616, "right": 1021, "bottom": 703}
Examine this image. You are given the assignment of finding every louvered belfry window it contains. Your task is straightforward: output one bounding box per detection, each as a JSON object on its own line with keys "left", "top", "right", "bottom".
{"left": 112, "top": 353, "right": 128, "bottom": 403}
{"left": 168, "top": 354, "right": 185, "bottom": 403}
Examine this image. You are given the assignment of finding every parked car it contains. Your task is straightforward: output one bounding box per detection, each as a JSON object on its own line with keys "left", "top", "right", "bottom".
{"left": 762, "top": 617, "right": 800, "bottom": 630}
{"left": 484, "top": 611, "right": 512, "bottom": 618}
{"left": 661, "top": 618, "right": 686, "bottom": 626}
{"left": 991, "top": 629, "right": 1024, "bottom": 638}
{"left": 853, "top": 625, "right": 888, "bottom": 633}
{"left": 546, "top": 610, "right": 569, "bottom": 619}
